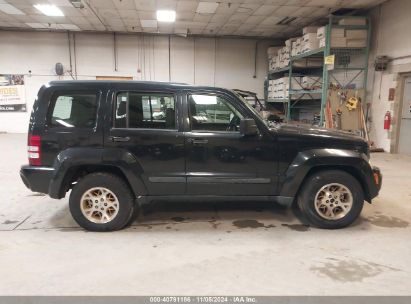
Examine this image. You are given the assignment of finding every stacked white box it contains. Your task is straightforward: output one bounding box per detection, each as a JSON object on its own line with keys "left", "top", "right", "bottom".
{"left": 267, "top": 80, "right": 274, "bottom": 99}
{"left": 291, "top": 41, "right": 298, "bottom": 57}
{"left": 295, "top": 38, "right": 303, "bottom": 55}
{"left": 268, "top": 77, "right": 302, "bottom": 100}
{"left": 267, "top": 47, "right": 281, "bottom": 71}
{"left": 302, "top": 33, "right": 319, "bottom": 53}
{"left": 317, "top": 26, "right": 326, "bottom": 39}
{"left": 277, "top": 46, "right": 290, "bottom": 68}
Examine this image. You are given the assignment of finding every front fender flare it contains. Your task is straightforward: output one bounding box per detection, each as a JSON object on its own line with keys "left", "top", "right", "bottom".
{"left": 279, "top": 149, "right": 374, "bottom": 200}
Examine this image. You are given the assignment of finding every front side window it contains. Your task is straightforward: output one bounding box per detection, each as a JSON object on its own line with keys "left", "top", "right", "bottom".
{"left": 189, "top": 94, "right": 243, "bottom": 132}
{"left": 115, "top": 92, "right": 176, "bottom": 129}
{"left": 50, "top": 92, "right": 97, "bottom": 128}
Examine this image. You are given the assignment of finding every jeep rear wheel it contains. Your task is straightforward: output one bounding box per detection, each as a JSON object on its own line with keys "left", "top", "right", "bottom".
{"left": 69, "top": 172, "right": 135, "bottom": 232}
{"left": 297, "top": 170, "right": 364, "bottom": 229}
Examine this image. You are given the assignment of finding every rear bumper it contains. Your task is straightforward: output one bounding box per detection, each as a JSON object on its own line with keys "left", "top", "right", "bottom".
{"left": 20, "top": 165, "right": 54, "bottom": 195}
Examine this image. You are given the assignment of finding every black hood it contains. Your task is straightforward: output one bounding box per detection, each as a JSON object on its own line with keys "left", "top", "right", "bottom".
{"left": 276, "top": 124, "right": 364, "bottom": 142}
{"left": 272, "top": 123, "right": 369, "bottom": 156}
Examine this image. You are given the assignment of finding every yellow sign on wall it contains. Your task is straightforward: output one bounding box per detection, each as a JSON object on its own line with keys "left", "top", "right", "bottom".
{"left": 324, "top": 55, "right": 335, "bottom": 65}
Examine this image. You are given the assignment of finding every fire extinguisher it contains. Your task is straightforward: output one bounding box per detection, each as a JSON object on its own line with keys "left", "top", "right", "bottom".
{"left": 384, "top": 111, "right": 391, "bottom": 130}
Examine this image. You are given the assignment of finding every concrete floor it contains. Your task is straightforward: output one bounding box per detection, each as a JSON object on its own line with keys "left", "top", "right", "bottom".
{"left": 0, "top": 133, "right": 410, "bottom": 295}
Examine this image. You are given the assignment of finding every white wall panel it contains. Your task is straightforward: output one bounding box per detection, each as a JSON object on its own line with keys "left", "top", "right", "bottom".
{"left": 170, "top": 36, "right": 195, "bottom": 84}
{"left": 193, "top": 37, "right": 215, "bottom": 86}
{"left": 0, "top": 30, "right": 272, "bottom": 132}
{"left": 75, "top": 33, "right": 115, "bottom": 76}
{"left": 368, "top": 0, "right": 411, "bottom": 152}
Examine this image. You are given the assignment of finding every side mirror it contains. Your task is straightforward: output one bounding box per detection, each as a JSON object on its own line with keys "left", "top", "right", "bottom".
{"left": 240, "top": 118, "right": 258, "bottom": 136}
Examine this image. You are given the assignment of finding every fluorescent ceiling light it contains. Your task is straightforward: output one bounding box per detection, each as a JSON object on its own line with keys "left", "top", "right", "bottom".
{"left": 156, "top": 10, "right": 176, "bottom": 22}
{"left": 196, "top": 2, "right": 219, "bottom": 14}
{"left": 34, "top": 4, "right": 64, "bottom": 16}
{"left": 140, "top": 19, "right": 157, "bottom": 28}
{"left": 0, "top": 3, "right": 25, "bottom": 15}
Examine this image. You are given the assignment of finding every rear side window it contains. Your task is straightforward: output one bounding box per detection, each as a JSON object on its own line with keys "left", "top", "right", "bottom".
{"left": 49, "top": 92, "right": 98, "bottom": 128}
{"left": 114, "top": 92, "right": 176, "bottom": 129}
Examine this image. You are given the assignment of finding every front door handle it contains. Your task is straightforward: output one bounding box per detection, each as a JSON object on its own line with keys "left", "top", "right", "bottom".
{"left": 188, "top": 138, "right": 209, "bottom": 145}
{"left": 109, "top": 136, "right": 130, "bottom": 142}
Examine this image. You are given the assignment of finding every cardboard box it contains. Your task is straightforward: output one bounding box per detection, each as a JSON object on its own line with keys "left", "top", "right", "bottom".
{"left": 346, "top": 39, "right": 367, "bottom": 48}
{"left": 331, "top": 28, "right": 345, "bottom": 38}
{"left": 293, "top": 58, "right": 323, "bottom": 68}
{"left": 345, "top": 30, "right": 367, "bottom": 39}
{"left": 339, "top": 17, "right": 366, "bottom": 26}
{"left": 331, "top": 37, "right": 347, "bottom": 48}
{"left": 319, "top": 38, "right": 326, "bottom": 48}
{"left": 303, "top": 26, "right": 318, "bottom": 35}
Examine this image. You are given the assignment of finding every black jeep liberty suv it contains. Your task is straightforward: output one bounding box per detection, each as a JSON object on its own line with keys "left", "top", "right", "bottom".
{"left": 20, "top": 81, "right": 382, "bottom": 231}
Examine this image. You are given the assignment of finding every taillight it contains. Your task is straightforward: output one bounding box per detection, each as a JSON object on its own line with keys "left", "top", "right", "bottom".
{"left": 28, "top": 134, "right": 41, "bottom": 166}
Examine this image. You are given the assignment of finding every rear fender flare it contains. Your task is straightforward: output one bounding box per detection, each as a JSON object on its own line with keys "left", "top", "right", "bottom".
{"left": 49, "top": 147, "right": 147, "bottom": 198}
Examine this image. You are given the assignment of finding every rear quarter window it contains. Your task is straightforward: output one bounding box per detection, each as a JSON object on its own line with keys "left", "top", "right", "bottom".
{"left": 48, "top": 92, "right": 98, "bottom": 128}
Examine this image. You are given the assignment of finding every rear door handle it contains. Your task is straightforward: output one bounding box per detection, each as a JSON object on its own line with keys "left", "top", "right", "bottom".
{"left": 188, "top": 138, "right": 209, "bottom": 145}
{"left": 109, "top": 136, "right": 130, "bottom": 142}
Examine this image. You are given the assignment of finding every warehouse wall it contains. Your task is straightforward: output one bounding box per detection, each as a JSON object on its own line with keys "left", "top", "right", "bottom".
{"left": 0, "top": 30, "right": 274, "bottom": 133}
{"left": 368, "top": 0, "right": 411, "bottom": 152}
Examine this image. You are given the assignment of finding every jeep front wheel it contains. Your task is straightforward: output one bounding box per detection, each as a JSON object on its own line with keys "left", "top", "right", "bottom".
{"left": 69, "top": 172, "right": 135, "bottom": 232}
{"left": 297, "top": 170, "right": 364, "bottom": 229}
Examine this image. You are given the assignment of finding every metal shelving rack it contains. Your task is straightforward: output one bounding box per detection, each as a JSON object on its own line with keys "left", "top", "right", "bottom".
{"left": 320, "top": 15, "right": 371, "bottom": 126}
{"left": 265, "top": 15, "right": 371, "bottom": 126}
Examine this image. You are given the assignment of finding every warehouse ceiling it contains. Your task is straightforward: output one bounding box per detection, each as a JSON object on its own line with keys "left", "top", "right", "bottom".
{"left": 0, "top": 0, "right": 385, "bottom": 38}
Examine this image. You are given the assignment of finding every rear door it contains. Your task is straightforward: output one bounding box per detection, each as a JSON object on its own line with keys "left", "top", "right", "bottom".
{"left": 104, "top": 87, "right": 186, "bottom": 195}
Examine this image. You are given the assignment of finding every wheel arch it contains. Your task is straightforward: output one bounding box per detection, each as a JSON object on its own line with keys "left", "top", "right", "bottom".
{"left": 48, "top": 147, "right": 148, "bottom": 199}
{"left": 279, "top": 149, "right": 374, "bottom": 203}
{"left": 295, "top": 165, "right": 372, "bottom": 203}
{"left": 59, "top": 164, "right": 140, "bottom": 199}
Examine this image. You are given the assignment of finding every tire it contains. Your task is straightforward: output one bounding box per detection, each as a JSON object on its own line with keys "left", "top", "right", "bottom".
{"left": 125, "top": 201, "right": 140, "bottom": 227}
{"left": 297, "top": 170, "right": 364, "bottom": 229}
{"left": 69, "top": 172, "right": 135, "bottom": 232}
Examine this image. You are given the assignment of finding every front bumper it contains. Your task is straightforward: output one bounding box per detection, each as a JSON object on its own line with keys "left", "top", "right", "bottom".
{"left": 369, "top": 166, "right": 382, "bottom": 199}
{"left": 20, "top": 165, "right": 54, "bottom": 195}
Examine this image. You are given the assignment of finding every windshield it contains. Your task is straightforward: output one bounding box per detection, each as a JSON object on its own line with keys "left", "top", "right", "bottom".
{"left": 232, "top": 91, "right": 270, "bottom": 127}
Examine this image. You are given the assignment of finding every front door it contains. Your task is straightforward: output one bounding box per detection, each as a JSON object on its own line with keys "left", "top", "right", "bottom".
{"left": 399, "top": 77, "right": 411, "bottom": 155}
{"left": 183, "top": 91, "right": 278, "bottom": 196}
{"left": 104, "top": 89, "right": 185, "bottom": 195}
